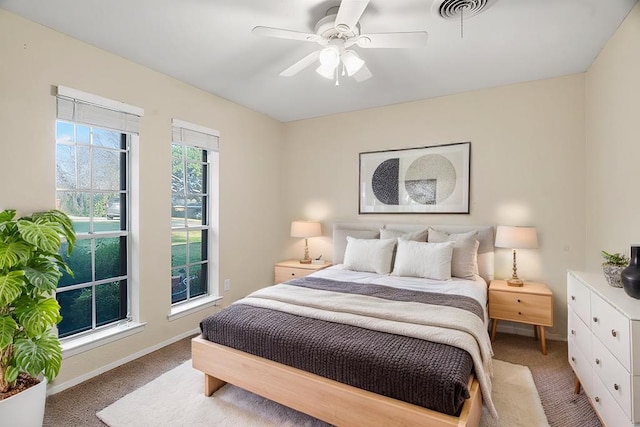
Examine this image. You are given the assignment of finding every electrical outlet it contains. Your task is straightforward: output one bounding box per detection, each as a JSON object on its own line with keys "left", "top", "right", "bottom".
{"left": 223, "top": 279, "right": 231, "bottom": 291}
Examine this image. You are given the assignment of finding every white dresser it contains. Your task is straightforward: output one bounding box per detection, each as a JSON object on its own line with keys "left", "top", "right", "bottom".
{"left": 568, "top": 270, "right": 640, "bottom": 426}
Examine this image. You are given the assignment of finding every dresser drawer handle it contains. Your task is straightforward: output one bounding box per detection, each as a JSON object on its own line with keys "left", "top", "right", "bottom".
{"left": 594, "top": 396, "right": 600, "bottom": 403}
{"left": 518, "top": 312, "right": 522, "bottom": 315}
{"left": 593, "top": 317, "right": 598, "bottom": 323}
{"left": 614, "top": 384, "right": 620, "bottom": 391}
{"left": 571, "top": 295, "right": 576, "bottom": 301}
{"left": 571, "top": 356, "right": 576, "bottom": 362}
{"left": 595, "top": 358, "right": 600, "bottom": 365}
{"left": 571, "top": 329, "right": 575, "bottom": 335}
{"left": 611, "top": 329, "right": 617, "bottom": 338}
{"left": 517, "top": 299, "right": 521, "bottom": 303}
{"left": 291, "top": 273, "right": 295, "bottom": 276}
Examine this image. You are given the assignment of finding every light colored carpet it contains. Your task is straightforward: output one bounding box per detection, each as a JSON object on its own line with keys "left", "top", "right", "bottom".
{"left": 97, "top": 359, "right": 548, "bottom": 427}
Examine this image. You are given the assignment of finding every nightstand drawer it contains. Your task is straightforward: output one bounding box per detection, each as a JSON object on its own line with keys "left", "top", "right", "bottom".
{"left": 489, "top": 291, "right": 552, "bottom": 325}
{"left": 273, "top": 260, "right": 331, "bottom": 284}
{"left": 274, "top": 266, "right": 309, "bottom": 283}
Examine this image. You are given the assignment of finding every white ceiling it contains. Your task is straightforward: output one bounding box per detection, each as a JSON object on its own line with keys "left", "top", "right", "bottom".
{"left": 1, "top": 0, "right": 637, "bottom": 122}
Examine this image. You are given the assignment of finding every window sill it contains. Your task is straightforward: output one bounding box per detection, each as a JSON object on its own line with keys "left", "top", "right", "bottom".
{"left": 168, "top": 295, "right": 222, "bottom": 321}
{"left": 61, "top": 321, "right": 146, "bottom": 358}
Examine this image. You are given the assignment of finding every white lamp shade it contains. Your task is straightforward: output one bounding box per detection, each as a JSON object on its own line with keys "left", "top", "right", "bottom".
{"left": 316, "top": 63, "right": 336, "bottom": 79}
{"left": 290, "top": 221, "right": 322, "bottom": 238}
{"left": 342, "top": 50, "right": 364, "bottom": 76}
{"left": 318, "top": 46, "right": 340, "bottom": 68}
{"left": 495, "top": 226, "right": 538, "bottom": 249}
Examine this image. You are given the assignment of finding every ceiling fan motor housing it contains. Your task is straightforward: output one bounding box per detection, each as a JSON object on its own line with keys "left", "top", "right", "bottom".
{"left": 314, "top": 13, "right": 360, "bottom": 40}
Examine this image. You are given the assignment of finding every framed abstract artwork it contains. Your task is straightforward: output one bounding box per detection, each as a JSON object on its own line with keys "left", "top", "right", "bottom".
{"left": 359, "top": 142, "right": 470, "bottom": 214}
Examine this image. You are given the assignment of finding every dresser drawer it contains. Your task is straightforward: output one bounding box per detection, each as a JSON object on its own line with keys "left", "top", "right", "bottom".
{"left": 569, "top": 307, "right": 592, "bottom": 362}
{"left": 592, "top": 335, "right": 632, "bottom": 418}
{"left": 591, "top": 292, "right": 631, "bottom": 371}
{"left": 569, "top": 337, "right": 593, "bottom": 397}
{"left": 568, "top": 273, "right": 591, "bottom": 324}
{"left": 591, "top": 372, "right": 632, "bottom": 427}
{"left": 489, "top": 291, "right": 552, "bottom": 326}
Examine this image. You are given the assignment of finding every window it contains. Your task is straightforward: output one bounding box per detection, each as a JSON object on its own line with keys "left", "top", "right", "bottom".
{"left": 55, "top": 86, "right": 143, "bottom": 339}
{"left": 171, "top": 119, "right": 219, "bottom": 305}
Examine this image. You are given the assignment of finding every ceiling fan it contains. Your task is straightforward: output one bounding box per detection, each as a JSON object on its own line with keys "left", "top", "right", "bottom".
{"left": 252, "top": 0, "right": 428, "bottom": 84}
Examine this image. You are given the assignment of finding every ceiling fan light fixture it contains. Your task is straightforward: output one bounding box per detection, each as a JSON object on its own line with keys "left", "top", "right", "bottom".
{"left": 316, "top": 63, "right": 336, "bottom": 80}
{"left": 341, "top": 50, "right": 365, "bottom": 76}
{"left": 318, "top": 46, "right": 340, "bottom": 69}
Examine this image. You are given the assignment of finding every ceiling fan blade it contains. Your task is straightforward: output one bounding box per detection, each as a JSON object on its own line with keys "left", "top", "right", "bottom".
{"left": 357, "top": 31, "right": 428, "bottom": 48}
{"left": 353, "top": 64, "right": 372, "bottom": 82}
{"left": 335, "top": 0, "right": 370, "bottom": 34}
{"left": 252, "top": 26, "right": 320, "bottom": 43}
{"left": 279, "top": 50, "right": 321, "bottom": 77}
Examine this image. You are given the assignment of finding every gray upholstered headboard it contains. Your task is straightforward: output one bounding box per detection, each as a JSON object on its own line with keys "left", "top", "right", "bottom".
{"left": 333, "top": 222, "right": 495, "bottom": 283}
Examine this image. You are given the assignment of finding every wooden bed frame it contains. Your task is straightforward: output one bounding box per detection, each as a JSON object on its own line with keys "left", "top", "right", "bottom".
{"left": 191, "top": 223, "right": 493, "bottom": 426}
{"left": 192, "top": 335, "right": 482, "bottom": 427}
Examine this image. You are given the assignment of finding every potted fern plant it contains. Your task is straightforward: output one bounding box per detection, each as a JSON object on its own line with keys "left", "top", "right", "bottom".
{"left": 602, "top": 250, "right": 629, "bottom": 288}
{"left": 0, "top": 209, "right": 75, "bottom": 425}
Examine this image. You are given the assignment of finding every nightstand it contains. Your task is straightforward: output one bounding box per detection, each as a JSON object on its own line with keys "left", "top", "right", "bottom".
{"left": 274, "top": 260, "right": 331, "bottom": 284}
{"left": 489, "top": 280, "right": 553, "bottom": 355}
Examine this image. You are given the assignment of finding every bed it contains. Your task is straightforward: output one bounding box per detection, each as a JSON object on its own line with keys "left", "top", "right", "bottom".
{"left": 192, "top": 222, "right": 496, "bottom": 426}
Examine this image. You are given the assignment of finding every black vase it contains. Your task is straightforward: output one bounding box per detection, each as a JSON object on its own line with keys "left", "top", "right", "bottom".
{"left": 622, "top": 246, "right": 640, "bottom": 299}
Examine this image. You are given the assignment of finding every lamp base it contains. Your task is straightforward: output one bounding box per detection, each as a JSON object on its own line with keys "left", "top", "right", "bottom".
{"left": 299, "top": 259, "right": 312, "bottom": 264}
{"left": 506, "top": 278, "right": 524, "bottom": 287}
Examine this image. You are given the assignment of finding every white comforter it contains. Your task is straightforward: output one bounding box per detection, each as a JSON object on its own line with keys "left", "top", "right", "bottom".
{"left": 241, "top": 265, "right": 497, "bottom": 417}
{"left": 313, "top": 265, "right": 490, "bottom": 325}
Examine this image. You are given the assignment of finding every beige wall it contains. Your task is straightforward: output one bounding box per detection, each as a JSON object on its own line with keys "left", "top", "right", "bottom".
{"left": 0, "top": 10, "right": 284, "bottom": 388}
{"left": 283, "top": 75, "right": 587, "bottom": 339}
{"left": 3, "top": 1, "right": 637, "bottom": 387}
{"left": 585, "top": 3, "right": 640, "bottom": 270}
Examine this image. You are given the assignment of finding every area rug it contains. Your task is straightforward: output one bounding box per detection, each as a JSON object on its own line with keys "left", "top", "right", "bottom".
{"left": 97, "top": 359, "right": 549, "bottom": 427}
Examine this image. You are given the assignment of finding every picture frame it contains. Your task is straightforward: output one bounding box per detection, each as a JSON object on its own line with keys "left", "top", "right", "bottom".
{"left": 359, "top": 142, "right": 470, "bottom": 214}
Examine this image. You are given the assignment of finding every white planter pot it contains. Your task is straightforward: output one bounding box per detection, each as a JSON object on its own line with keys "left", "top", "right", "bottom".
{"left": 0, "top": 376, "right": 47, "bottom": 427}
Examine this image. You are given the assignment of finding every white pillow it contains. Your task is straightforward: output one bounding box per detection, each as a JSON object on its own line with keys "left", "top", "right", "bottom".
{"left": 343, "top": 237, "right": 396, "bottom": 274}
{"left": 427, "top": 228, "right": 479, "bottom": 279}
{"left": 379, "top": 227, "right": 428, "bottom": 242}
{"left": 392, "top": 240, "right": 454, "bottom": 280}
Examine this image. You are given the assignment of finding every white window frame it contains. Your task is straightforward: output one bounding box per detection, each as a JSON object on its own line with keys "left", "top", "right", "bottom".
{"left": 55, "top": 86, "right": 145, "bottom": 355}
{"left": 169, "top": 119, "right": 220, "bottom": 320}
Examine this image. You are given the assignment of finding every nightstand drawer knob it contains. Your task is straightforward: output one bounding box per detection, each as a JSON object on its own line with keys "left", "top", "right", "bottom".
{"left": 518, "top": 312, "right": 522, "bottom": 315}
{"left": 595, "top": 396, "right": 600, "bottom": 403}
{"left": 291, "top": 273, "right": 295, "bottom": 276}
{"left": 517, "top": 299, "right": 521, "bottom": 303}
{"left": 571, "top": 329, "right": 575, "bottom": 335}
{"left": 593, "top": 317, "right": 598, "bottom": 323}
{"left": 612, "top": 329, "right": 617, "bottom": 337}
{"left": 595, "top": 358, "right": 600, "bottom": 365}
{"left": 571, "top": 356, "right": 576, "bottom": 362}
{"left": 571, "top": 295, "right": 576, "bottom": 301}
{"left": 614, "top": 384, "right": 620, "bottom": 391}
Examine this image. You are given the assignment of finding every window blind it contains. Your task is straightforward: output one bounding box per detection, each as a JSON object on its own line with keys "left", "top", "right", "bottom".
{"left": 171, "top": 118, "right": 219, "bottom": 151}
{"left": 56, "top": 86, "right": 144, "bottom": 134}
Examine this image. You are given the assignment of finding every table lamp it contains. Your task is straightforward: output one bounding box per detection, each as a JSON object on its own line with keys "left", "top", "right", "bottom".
{"left": 291, "top": 221, "right": 322, "bottom": 264}
{"left": 495, "top": 225, "right": 538, "bottom": 286}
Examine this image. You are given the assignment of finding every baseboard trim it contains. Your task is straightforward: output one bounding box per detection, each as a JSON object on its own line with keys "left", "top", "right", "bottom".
{"left": 47, "top": 328, "right": 199, "bottom": 395}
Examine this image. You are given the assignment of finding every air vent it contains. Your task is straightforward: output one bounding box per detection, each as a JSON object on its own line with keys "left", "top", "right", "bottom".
{"left": 436, "top": 0, "right": 492, "bottom": 20}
